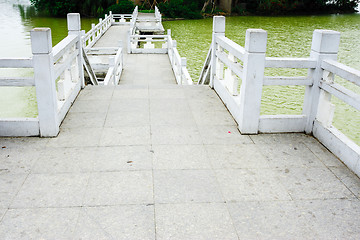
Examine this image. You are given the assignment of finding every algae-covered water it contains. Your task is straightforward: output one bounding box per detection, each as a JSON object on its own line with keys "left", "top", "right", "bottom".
{"left": 0, "top": 0, "right": 95, "bottom": 118}
{"left": 162, "top": 15, "right": 360, "bottom": 145}
{"left": 0, "top": 0, "right": 359, "bottom": 144}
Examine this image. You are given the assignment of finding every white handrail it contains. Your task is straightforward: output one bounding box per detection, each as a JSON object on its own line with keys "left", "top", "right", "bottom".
{"left": 82, "top": 13, "right": 112, "bottom": 48}
{"left": 0, "top": 58, "right": 34, "bottom": 87}
{"left": 203, "top": 16, "right": 360, "bottom": 178}
{"left": 0, "top": 13, "right": 84, "bottom": 137}
{"left": 104, "top": 47, "right": 123, "bottom": 85}
{"left": 167, "top": 34, "right": 192, "bottom": 85}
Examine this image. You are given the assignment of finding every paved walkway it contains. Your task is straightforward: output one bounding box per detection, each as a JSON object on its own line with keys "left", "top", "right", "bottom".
{"left": 0, "top": 26, "right": 360, "bottom": 239}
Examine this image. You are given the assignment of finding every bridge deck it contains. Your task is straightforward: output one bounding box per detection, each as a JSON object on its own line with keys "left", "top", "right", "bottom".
{"left": 0, "top": 26, "right": 360, "bottom": 239}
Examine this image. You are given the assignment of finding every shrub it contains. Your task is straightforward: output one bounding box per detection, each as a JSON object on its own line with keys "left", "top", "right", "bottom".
{"left": 158, "top": 0, "right": 203, "bottom": 19}
{"left": 106, "top": 0, "right": 135, "bottom": 14}
{"left": 30, "top": 0, "right": 76, "bottom": 16}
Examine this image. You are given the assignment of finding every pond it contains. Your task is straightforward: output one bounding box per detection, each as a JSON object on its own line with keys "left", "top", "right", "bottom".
{"left": 0, "top": 0, "right": 359, "bottom": 145}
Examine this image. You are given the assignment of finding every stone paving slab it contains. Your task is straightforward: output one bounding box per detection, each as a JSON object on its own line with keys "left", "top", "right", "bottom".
{"left": 0, "top": 207, "right": 80, "bottom": 239}
{"left": 84, "top": 171, "right": 153, "bottom": 206}
{"left": 152, "top": 144, "right": 211, "bottom": 170}
{"left": 154, "top": 169, "right": 224, "bottom": 203}
{"left": 155, "top": 203, "right": 239, "bottom": 240}
{"left": 227, "top": 200, "right": 314, "bottom": 239}
{"left": 0, "top": 51, "right": 359, "bottom": 239}
{"left": 73, "top": 205, "right": 155, "bottom": 240}
{"left": 11, "top": 173, "right": 89, "bottom": 208}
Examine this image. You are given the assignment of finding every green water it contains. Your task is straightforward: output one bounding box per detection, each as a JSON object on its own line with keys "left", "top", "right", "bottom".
{"left": 162, "top": 15, "right": 360, "bottom": 145}
{"left": 0, "top": 0, "right": 95, "bottom": 118}
{"left": 0, "top": 0, "right": 359, "bottom": 144}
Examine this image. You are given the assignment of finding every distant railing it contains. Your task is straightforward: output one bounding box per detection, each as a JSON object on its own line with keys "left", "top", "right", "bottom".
{"left": 82, "top": 13, "right": 112, "bottom": 48}
{"left": 112, "top": 14, "right": 133, "bottom": 24}
{"left": 200, "top": 16, "right": 360, "bottom": 177}
{"left": 155, "top": 6, "right": 161, "bottom": 22}
{"left": 0, "top": 13, "right": 84, "bottom": 137}
{"left": 129, "top": 34, "right": 168, "bottom": 53}
{"left": 167, "top": 30, "right": 192, "bottom": 85}
{"left": 103, "top": 46, "right": 123, "bottom": 85}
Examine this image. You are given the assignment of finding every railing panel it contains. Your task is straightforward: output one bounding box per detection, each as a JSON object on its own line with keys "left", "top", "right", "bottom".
{"left": 54, "top": 50, "right": 79, "bottom": 80}
{"left": 215, "top": 51, "right": 243, "bottom": 78}
{"left": 130, "top": 35, "right": 168, "bottom": 54}
{"left": 259, "top": 115, "right": 307, "bottom": 133}
{"left": 265, "top": 57, "right": 317, "bottom": 69}
{"left": 0, "top": 58, "right": 34, "bottom": 87}
{"left": 0, "top": 118, "right": 39, "bottom": 136}
{"left": 53, "top": 35, "right": 78, "bottom": 62}
{"left": 216, "top": 35, "right": 245, "bottom": 62}
{"left": 263, "top": 76, "right": 312, "bottom": 86}
{"left": 321, "top": 59, "right": 360, "bottom": 87}
{"left": 0, "top": 77, "right": 35, "bottom": 86}
{"left": 0, "top": 58, "right": 33, "bottom": 68}
{"left": 319, "top": 81, "right": 360, "bottom": 111}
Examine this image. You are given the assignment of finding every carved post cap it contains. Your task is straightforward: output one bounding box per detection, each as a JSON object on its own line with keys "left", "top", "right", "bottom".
{"left": 67, "top": 13, "right": 81, "bottom": 32}
{"left": 311, "top": 30, "right": 340, "bottom": 54}
{"left": 181, "top": 57, "right": 187, "bottom": 66}
{"left": 245, "top": 29, "right": 267, "bottom": 53}
{"left": 31, "top": 28, "right": 52, "bottom": 54}
{"left": 213, "top": 16, "right": 225, "bottom": 33}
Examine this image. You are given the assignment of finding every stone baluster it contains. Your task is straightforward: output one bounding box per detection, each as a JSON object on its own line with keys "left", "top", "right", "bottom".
{"left": 303, "top": 30, "right": 340, "bottom": 133}
{"left": 31, "top": 28, "right": 59, "bottom": 137}
{"left": 238, "top": 29, "right": 267, "bottom": 134}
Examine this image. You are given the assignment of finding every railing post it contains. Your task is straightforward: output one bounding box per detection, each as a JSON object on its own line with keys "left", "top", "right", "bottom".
{"left": 109, "top": 56, "right": 115, "bottom": 85}
{"left": 127, "top": 29, "right": 132, "bottom": 54}
{"left": 210, "top": 16, "right": 225, "bottom": 88}
{"left": 180, "top": 57, "right": 187, "bottom": 85}
{"left": 91, "top": 23, "right": 95, "bottom": 43}
{"left": 99, "top": 18, "right": 102, "bottom": 35}
{"left": 303, "top": 30, "right": 340, "bottom": 134}
{"left": 118, "top": 40, "right": 123, "bottom": 71}
{"left": 31, "top": 28, "right": 59, "bottom": 137}
{"left": 238, "top": 29, "right": 267, "bottom": 134}
{"left": 105, "top": 14, "right": 110, "bottom": 29}
{"left": 109, "top": 11, "right": 113, "bottom": 23}
{"left": 67, "top": 13, "right": 85, "bottom": 88}
{"left": 316, "top": 71, "right": 335, "bottom": 127}
{"left": 172, "top": 40, "right": 177, "bottom": 66}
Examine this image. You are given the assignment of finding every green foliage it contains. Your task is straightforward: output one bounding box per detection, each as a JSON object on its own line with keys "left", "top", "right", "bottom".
{"left": 241, "top": 0, "right": 359, "bottom": 15}
{"left": 30, "top": 0, "right": 76, "bottom": 16}
{"left": 29, "top": 0, "right": 122, "bottom": 17}
{"left": 139, "top": 9, "right": 155, "bottom": 13}
{"left": 158, "top": 0, "right": 203, "bottom": 19}
{"left": 106, "top": 0, "right": 135, "bottom": 14}
{"left": 233, "top": 5, "right": 248, "bottom": 15}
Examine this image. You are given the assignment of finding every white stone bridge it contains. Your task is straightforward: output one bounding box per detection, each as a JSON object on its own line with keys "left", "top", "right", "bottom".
{"left": 0, "top": 7, "right": 359, "bottom": 239}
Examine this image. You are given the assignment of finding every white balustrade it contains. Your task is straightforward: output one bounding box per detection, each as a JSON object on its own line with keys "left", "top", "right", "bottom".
{"left": 0, "top": 13, "right": 84, "bottom": 137}
{"left": 200, "top": 16, "right": 360, "bottom": 177}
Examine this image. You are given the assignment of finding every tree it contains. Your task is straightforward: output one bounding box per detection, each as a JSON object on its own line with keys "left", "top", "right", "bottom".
{"left": 30, "top": 0, "right": 117, "bottom": 17}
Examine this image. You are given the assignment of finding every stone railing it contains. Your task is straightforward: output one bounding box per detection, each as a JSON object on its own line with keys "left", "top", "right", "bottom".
{"left": 200, "top": 16, "right": 360, "bottom": 176}
{"left": 167, "top": 30, "right": 192, "bottom": 85}
{"left": 103, "top": 46, "right": 123, "bottom": 85}
{"left": 0, "top": 13, "right": 84, "bottom": 137}
{"left": 112, "top": 6, "right": 138, "bottom": 25}
{"left": 82, "top": 14, "right": 112, "bottom": 48}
